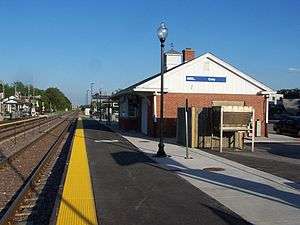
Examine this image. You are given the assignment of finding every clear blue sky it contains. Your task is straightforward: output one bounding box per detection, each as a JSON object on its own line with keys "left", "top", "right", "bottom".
{"left": 0, "top": 0, "right": 299, "bottom": 104}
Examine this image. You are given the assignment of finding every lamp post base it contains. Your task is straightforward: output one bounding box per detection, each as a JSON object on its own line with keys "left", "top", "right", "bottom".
{"left": 156, "top": 142, "right": 167, "bottom": 157}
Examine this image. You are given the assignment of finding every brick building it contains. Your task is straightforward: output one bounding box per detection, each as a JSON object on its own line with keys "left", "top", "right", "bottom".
{"left": 113, "top": 48, "right": 277, "bottom": 137}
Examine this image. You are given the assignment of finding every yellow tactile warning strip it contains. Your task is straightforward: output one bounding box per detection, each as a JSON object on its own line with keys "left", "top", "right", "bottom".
{"left": 56, "top": 118, "right": 98, "bottom": 225}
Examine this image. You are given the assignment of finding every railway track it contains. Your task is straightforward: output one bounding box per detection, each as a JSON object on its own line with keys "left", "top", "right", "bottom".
{"left": 0, "top": 113, "right": 72, "bottom": 169}
{"left": 0, "top": 115, "right": 62, "bottom": 142}
{"left": 0, "top": 114, "right": 70, "bottom": 164}
{"left": 0, "top": 111, "right": 78, "bottom": 225}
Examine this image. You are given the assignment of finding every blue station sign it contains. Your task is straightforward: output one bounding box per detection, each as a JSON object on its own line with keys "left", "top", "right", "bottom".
{"left": 186, "top": 76, "right": 226, "bottom": 83}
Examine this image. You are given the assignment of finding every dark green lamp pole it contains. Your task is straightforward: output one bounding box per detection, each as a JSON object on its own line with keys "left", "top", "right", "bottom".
{"left": 156, "top": 22, "right": 168, "bottom": 157}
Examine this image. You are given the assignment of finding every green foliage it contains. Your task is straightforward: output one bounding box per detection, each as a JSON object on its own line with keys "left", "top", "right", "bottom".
{"left": 1, "top": 81, "right": 71, "bottom": 111}
{"left": 278, "top": 88, "right": 300, "bottom": 99}
{"left": 1, "top": 81, "right": 42, "bottom": 97}
{"left": 43, "top": 87, "right": 71, "bottom": 111}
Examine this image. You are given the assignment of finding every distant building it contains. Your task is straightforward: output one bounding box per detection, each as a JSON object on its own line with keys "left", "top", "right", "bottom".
{"left": 113, "top": 48, "right": 280, "bottom": 137}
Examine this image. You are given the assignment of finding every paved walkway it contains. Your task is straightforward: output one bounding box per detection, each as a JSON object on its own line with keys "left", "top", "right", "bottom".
{"left": 204, "top": 143, "right": 300, "bottom": 182}
{"left": 120, "top": 132, "right": 300, "bottom": 225}
{"left": 83, "top": 119, "right": 250, "bottom": 225}
{"left": 245, "top": 133, "right": 299, "bottom": 143}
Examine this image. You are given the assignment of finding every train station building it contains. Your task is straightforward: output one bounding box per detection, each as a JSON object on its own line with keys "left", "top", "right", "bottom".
{"left": 114, "top": 48, "right": 278, "bottom": 137}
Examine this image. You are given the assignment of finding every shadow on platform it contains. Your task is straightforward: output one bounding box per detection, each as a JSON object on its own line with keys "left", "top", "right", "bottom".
{"left": 111, "top": 150, "right": 300, "bottom": 210}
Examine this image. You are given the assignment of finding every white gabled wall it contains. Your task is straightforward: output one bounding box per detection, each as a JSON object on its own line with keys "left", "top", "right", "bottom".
{"left": 137, "top": 53, "right": 270, "bottom": 95}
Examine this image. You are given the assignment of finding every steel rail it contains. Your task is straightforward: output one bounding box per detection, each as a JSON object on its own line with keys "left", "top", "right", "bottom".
{"left": 49, "top": 117, "right": 78, "bottom": 225}
{"left": 0, "top": 117, "right": 45, "bottom": 129}
{"left": 48, "top": 117, "right": 79, "bottom": 225}
{"left": 0, "top": 117, "right": 56, "bottom": 142}
{"left": 0, "top": 112, "right": 75, "bottom": 169}
{"left": 0, "top": 112, "right": 77, "bottom": 224}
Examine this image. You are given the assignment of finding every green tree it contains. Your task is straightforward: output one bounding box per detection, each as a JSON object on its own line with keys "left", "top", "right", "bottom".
{"left": 278, "top": 88, "right": 300, "bottom": 99}
{"left": 1, "top": 81, "right": 71, "bottom": 112}
{"left": 43, "top": 87, "right": 71, "bottom": 111}
{"left": 2, "top": 81, "right": 44, "bottom": 98}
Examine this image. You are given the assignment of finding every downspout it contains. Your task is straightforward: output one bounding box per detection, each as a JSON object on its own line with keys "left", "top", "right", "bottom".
{"left": 153, "top": 94, "right": 157, "bottom": 122}
{"left": 153, "top": 92, "right": 158, "bottom": 137}
{"left": 265, "top": 95, "right": 269, "bottom": 137}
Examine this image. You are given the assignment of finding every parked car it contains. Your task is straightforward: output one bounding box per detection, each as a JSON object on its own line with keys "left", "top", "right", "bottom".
{"left": 273, "top": 116, "right": 300, "bottom": 136}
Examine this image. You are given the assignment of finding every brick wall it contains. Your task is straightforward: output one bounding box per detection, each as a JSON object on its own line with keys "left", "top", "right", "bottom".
{"left": 151, "top": 93, "right": 266, "bottom": 137}
{"left": 182, "top": 48, "right": 195, "bottom": 62}
{"left": 119, "top": 117, "right": 138, "bottom": 131}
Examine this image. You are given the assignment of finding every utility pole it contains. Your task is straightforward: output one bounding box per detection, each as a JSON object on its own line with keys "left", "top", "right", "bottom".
{"left": 90, "top": 82, "right": 95, "bottom": 106}
{"left": 33, "top": 86, "right": 35, "bottom": 102}
{"left": 108, "top": 99, "right": 111, "bottom": 125}
{"left": 86, "top": 89, "right": 90, "bottom": 106}
{"left": 28, "top": 85, "right": 30, "bottom": 97}
{"left": 0, "top": 81, "right": 4, "bottom": 99}
{"left": 0, "top": 81, "right": 4, "bottom": 117}
{"left": 99, "top": 89, "right": 102, "bottom": 121}
{"left": 32, "top": 86, "right": 36, "bottom": 116}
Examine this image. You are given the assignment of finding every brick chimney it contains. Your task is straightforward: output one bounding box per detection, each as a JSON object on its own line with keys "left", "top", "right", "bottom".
{"left": 182, "top": 48, "right": 195, "bottom": 62}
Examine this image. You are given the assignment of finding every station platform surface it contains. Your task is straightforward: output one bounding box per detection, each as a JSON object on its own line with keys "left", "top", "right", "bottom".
{"left": 55, "top": 118, "right": 251, "bottom": 225}
{"left": 56, "top": 118, "right": 98, "bottom": 225}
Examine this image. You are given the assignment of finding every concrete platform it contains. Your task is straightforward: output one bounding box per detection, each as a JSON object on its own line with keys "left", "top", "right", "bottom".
{"left": 245, "top": 133, "right": 300, "bottom": 143}
{"left": 120, "top": 132, "right": 300, "bottom": 225}
{"left": 82, "top": 119, "right": 251, "bottom": 225}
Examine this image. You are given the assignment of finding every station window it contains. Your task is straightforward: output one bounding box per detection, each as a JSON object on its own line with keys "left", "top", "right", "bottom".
{"left": 128, "top": 96, "right": 138, "bottom": 117}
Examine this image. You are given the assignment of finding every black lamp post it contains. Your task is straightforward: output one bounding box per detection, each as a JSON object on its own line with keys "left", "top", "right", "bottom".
{"left": 156, "top": 22, "right": 168, "bottom": 157}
